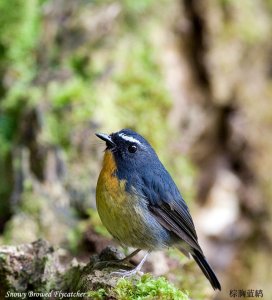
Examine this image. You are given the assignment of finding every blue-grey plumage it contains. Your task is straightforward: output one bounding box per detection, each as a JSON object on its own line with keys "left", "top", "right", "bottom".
{"left": 96, "top": 129, "right": 221, "bottom": 291}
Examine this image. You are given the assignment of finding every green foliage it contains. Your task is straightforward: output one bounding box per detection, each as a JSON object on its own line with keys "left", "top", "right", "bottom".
{"left": 88, "top": 288, "right": 107, "bottom": 300}
{"left": 114, "top": 274, "right": 189, "bottom": 300}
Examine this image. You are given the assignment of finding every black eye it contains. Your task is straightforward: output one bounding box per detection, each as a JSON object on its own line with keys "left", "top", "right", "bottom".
{"left": 128, "top": 144, "right": 137, "bottom": 153}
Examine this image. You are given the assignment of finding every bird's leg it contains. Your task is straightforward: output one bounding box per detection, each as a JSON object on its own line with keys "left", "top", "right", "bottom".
{"left": 93, "top": 249, "right": 141, "bottom": 270}
{"left": 118, "top": 248, "right": 141, "bottom": 263}
{"left": 110, "top": 252, "right": 149, "bottom": 277}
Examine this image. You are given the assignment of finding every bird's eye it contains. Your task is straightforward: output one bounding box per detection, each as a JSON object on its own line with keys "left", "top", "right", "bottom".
{"left": 128, "top": 144, "right": 137, "bottom": 153}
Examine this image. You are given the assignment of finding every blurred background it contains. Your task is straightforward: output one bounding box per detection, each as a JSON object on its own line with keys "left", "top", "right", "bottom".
{"left": 0, "top": 0, "right": 272, "bottom": 299}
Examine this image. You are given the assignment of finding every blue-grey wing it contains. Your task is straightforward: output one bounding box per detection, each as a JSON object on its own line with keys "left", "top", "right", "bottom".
{"left": 140, "top": 168, "right": 203, "bottom": 254}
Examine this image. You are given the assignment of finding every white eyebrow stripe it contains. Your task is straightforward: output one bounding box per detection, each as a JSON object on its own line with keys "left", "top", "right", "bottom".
{"left": 118, "top": 133, "right": 142, "bottom": 145}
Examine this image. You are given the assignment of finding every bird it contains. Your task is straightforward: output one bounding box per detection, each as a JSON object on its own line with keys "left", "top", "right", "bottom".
{"left": 95, "top": 128, "right": 221, "bottom": 290}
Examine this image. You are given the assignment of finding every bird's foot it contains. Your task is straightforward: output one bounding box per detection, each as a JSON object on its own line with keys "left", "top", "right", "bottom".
{"left": 110, "top": 252, "right": 149, "bottom": 278}
{"left": 93, "top": 248, "right": 142, "bottom": 271}
{"left": 110, "top": 264, "right": 144, "bottom": 278}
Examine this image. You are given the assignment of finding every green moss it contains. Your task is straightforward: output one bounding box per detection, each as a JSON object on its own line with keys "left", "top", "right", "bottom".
{"left": 87, "top": 274, "right": 189, "bottom": 300}
{"left": 114, "top": 274, "right": 189, "bottom": 300}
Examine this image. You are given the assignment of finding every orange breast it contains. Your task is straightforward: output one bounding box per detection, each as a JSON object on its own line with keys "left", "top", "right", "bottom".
{"left": 97, "top": 150, "right": 124, "bottom": 196}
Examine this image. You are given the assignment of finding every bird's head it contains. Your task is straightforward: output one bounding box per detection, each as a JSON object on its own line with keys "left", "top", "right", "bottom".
{"left": 96, "top": 128, "right": 158, "bottom": 173}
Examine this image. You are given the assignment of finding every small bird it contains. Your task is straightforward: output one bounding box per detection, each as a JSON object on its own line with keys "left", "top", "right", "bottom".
{"left": 96, "top": 129, "right": 221, "bottom": 290}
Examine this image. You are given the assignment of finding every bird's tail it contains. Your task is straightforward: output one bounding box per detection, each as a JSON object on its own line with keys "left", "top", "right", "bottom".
{"left": 192, "top": 249, "right": 221, "bottom": 291}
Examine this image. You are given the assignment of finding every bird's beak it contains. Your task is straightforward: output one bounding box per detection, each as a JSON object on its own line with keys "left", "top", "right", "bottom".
{"left": 95, "top": 133, "right": 115, "bottom": 147}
